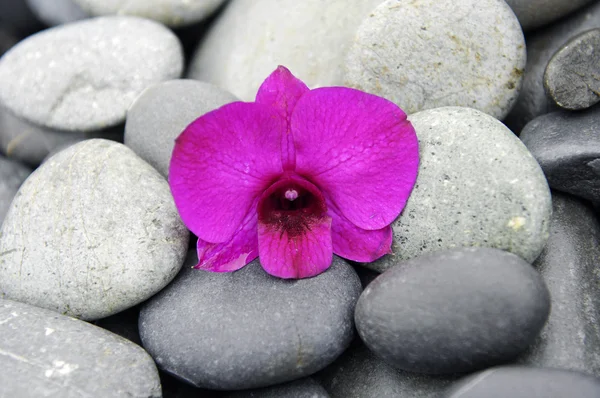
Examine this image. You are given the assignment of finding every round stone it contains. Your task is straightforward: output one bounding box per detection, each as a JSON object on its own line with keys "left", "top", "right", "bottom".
{"left": 0, "top": 16, "right": 183, "bottom": 132}
{"left": 504, "top": 0, "right": 595, "bottom": 31}
{"left": 0, "top": 155, "right": 31, "bottom": 224}
{"left": 71, "top": 0, "right": 226, "bottom": 27}
{"left": 355, "top": 247, "right": 551, "bottom": 374}
{"left": 367, "top": 107, "right": 551, "bottom": 272}
{"left": 344, "top": 0, "right": 525, "bottom": 119}
{"left": 139, "top": 253, "right": 361, "bottom": 390}
{"left": 25, "top": 0, "right": 88, "bottom": 26}
{"left": 0, "top": 139, "right": 189, "bottom": 320}
{"left": 124, "top": 79, "right": 236, "bottom": 177}
{"left": 544, "top": 29, "right": 600, "bottom": 111}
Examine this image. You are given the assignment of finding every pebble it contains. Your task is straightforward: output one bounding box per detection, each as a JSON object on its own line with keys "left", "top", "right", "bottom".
{"left": 0, "top": 298, "right": 161, "bottom": 398}
{"left": 0, "top": 16, "right": 183, "bottom": 132}
{"left": 517, "top": 192, "right": 600, "bottom": 376}
{"left": 504, "top": 0, "right": 595, "bottom": 31}
{"left": 520, "top": 105, "right": 600, "bottom": 205}
{"left": 356, "top": 247, "right": 550, "bottom": 374}
{"left": 25, "top": 0, "right": 88, "bottom": 26}
{"left": 139, "top": 252, "right": 361, "bottom": 390}
{"left": 443, "top": 366, "right": 600, "bottom": 398}
{"left": 0, "top": 139, "right": 189, "bottom": 320}
{"left": 344, "top": 0, "right": 526, "bottom": 119}
{"left": 71, "top": 0, "right": 227, "bottom": 27}
{"left": 125, "top": 79, "right": 236, "bottom": 177}
{"left": 544, "top": 29, "right": 600, "bottom": 110}
{"left": 504, "top": 1, "right": 600, "bottom": 133}
{"left": 226, "top": 378, "right": 330, "bottom": 398}
{"left": 367, "top": 107, "right": 551, "bottom": 272}
{"left": 0, "top": 155, "right": 31, "bottom": 225}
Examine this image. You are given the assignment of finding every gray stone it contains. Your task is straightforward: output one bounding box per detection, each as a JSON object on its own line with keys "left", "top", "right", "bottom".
{"left": 139, "top": 252, "right": 361, "bottom": 390}
{"left": 356, "top": 247, "right": 550, "bottom": 374}
{"left": 0, "top": 139, "right": 189, "bottom": 320}
{"left": 517, "top": 192, "right": 600, "bottom": 376}
{"left": 505, "top": 0, "right": 595, "bottom": 31}
{"left": 344, "top": 0, "right": 525, "bottom": 119}
{"left": 226, "top": 378, "right": 329, "bottom": 398}
{"left": 520, "top": 106, "right": 600, "bottom": 205}
{"left": 443, "top": 366, "right": 600, "bottom": 398}
{"left": 367, "top": 107, "right": 551, "bottom": 272}
{"left": 0, "top": 298, "right": 161, "bottom": 398}
{"left": 504, "top": 1, "right": 600, "bottom": 133}
{"left": 0, "top": 16, "right": 183, "bottom": 132}
{"left": 315, "top": 341, "right": 457, "bottom": 398}
{"left": 544, "top": 29, "right": 600, "bottom": 110}
{"left": 189, "top": 0, "right": 384, "bottom": 101}
{"left": 0, "top": 155, "right": 31, "bottom": 225}
{"left": 125, "top": 79, "right": 236, "bottom": 177}
{"left": 25, "top": 0, "right": 88, "bottom": 26}
{"left": 71, "top": 0, "right": 226, "bottom": 27}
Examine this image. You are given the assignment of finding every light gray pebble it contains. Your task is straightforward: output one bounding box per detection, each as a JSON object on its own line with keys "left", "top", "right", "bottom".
{"left": 0, "top": 155, "right": 31, "bottom": 225}
{"left": 125, "top": 79, "right": 236, "bottom": 177}
{"left": 25, "top": 0, "right": 88, "bottom": 26}
{"left": 226, "top": 378, "right": 329, "bottom": 398}
{"left": 505, "top": 0, "right": 595, "bottom": 31}
{"left": 0, "top": 139, "right": 189, "bottom": 320}
{"left": 0, "top": 16, "right": 183, "bottom": 132}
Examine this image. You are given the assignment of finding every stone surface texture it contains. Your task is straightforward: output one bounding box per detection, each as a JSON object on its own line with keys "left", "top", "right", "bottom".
{"left": 505, "top": 0, "right": 595, "bottom": 31}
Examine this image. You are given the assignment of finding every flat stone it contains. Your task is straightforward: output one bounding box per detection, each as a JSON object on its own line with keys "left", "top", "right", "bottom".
{"left": 226, "top": 378, "right": 329, "bottom": 398}
{"left": 0, "top": 16, "right": 183, "bottom": 132}
{"left": 443, "top": 366, "right": 600, "bottom": 398}
{"left": 520, "top": 105, "right": 600, "bottom": 205}
{"left": 356, "top": 247, "right": 550, "bottom": 374}
{"left": 139, "top": 252, "right": 361, "bottom": 390}
{"left": 504, "top": 1, "right": 600, "bottom": 133}
{"left": 544, "top": 29, "right": 600, "bottom": 110}
{"left": 0, "top": 139, "right": 189, "bottom": 320}
{"left": 344, "top": 0, "right": 525, "bottom": 119}
{"left": 0, "top": 155, "right": 31, "bottom": 225}
{"left": 517, "top": 192, "right": 600, "bottom": 376}
{"left": 124, "top": 79, "right": 236, "bottom": 177}
{"left": 505, "top": 0, "right": 595, "bottom": 31}
{"left": 367, "top": 107, "right": 551, "bottom": 272}
{"left": 71, "top": 0, "right": 226, "bottom": 27}
{"left": 0, "top": 298, "right": 161, "bottom": 398}
{"left": 25, "top": 0, "right": 88, "bottom": 26}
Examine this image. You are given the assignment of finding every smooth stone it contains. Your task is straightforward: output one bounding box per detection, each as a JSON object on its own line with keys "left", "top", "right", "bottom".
{"left": 71, "top": 0, "right": 226, "bottom": 27}
{"left": 0, "top": 139, "right": 189, "bottom": 320}
{"left": 226, "top": 378, "right": 329, "bottom": 398}
{"left": 344, "top": 0, "right": 525, "bottom": 119}
{"left": 315, "top": 341, "right": 457, "bottom": 398}
{"left": 0, "top": 155, "right": 31, "bottom": 225}
{"left": 356, "top": 247, "right": 550, "bottom": 374}
{"left": 0, "top": 298, "right": 161, "bottom": 398}
{"left": 443, "top": 366, "right": 600, "bottom": 398}
{"left": 139, "top": 252, "right": 362, "bottom": 390}
{"left": 520, "top": 106, "right": 600, "bottom": 205}
{"left": 544, "top": 29, "right": 600, "bottom": 110}
{"left": 366, "top": 107, "right": 551, "bottom": 272}
{"left": 125, "top": 79, "right": 236, "bottom": 177}
{"left": 0, "top": 16, "right": 183, "bottom": 132}
{"left": 505, "top": 0, "right": 595, "bottom": 31}
{"left": 517, "top": 192, "right": 600, "bottom": 376}
{"left": 25, "top": 0, "right": 88, "bottom": 26}
{"left": 189, "top": 0, "right": 384, "bottom": 101}
{"left": 504, "top": 1, "right": 600, "bottom": 133}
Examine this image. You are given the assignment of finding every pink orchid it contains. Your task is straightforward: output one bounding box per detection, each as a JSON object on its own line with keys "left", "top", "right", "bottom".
{"left": 169, "top": 66, "right": 419, "bottom": 279}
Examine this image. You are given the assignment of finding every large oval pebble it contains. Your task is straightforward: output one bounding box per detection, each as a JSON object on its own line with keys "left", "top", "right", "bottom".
{"left": 356, "top": 247, "right": 550, "bottom": 374}
{"left": 139, "top": 253, "right": 361, "bottom": 390}
{"left": 0, "top": 139, "right": 189, "bottom": 320}
{"left": 0, "top": 16, "right": 183, "bottom": 132}
{"left": 0, "top": 298, "right": 161, "bottom": 398}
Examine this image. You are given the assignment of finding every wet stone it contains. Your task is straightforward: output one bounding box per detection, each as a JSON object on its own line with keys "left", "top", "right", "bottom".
{"left": 504, "top": 0, "right": 595, "bottom": 31}
{"left": 0, "top": 155, "right": 31, "bottom": 225}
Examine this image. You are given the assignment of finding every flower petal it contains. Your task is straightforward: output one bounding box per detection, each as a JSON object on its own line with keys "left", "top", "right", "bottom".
{"left": 169, "top": 102, "right": 284, "bottom": 243}
{"left": 291, "top": 87, "right": 419, "bottom": 230}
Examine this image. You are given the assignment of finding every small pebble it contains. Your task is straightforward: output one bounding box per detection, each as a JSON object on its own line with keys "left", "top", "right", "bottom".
{"left": 504, "top": 0, "right": 595, "bottom": 31}
{"left": 0, "top": 155, "right": 31, "bottom": 224}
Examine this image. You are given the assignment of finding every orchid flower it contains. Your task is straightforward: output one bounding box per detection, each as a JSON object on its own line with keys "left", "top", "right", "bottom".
{"left": 169, "top": 66, "right": 419, "bottom": 279}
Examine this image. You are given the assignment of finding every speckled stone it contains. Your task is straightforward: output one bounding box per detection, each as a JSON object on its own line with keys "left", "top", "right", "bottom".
{"left": 366, "top": 107, "right": 551, "bottom": 272}
{"left": 0, "top": 139, "right": 189, "bottom": 320}
{"left": 125, "top": 79, "right": 236, "bottom": 177}
{"left": 520, "top": 106, "right": 600, "bottom": 205}
{"left": 25, "top": 0, "right": 88, "bottom": 26}
{"left": 189, "top": 0, "right": 383, "bottom": 100}
{"left": 0, "top": 16, "right": 183, "bottom": 132}
{"left": 343, "top": 0, "right": 525, "bottom": 119}
{"left": 505, "top": 0, "right": 595, "bottom": 31}
{"left": 0, "top": 298, "right": 161, "bottom": 398}
{"left": 0, "top": 155, "right": 31, "bottom": 225}
{"left": 226, "top": 378, "right": 330, "bottom": 398}
{"left": 139, "top": 252, "right": 361, "bottom": 390}
{"left": 544, "top": 29, "right": 600, "bottom": 110}
{"left": 517, "top": 192, "right": 600, "bottom": 376}
{"left": 71, "top": 0, "right": 226, "bottom": 27}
